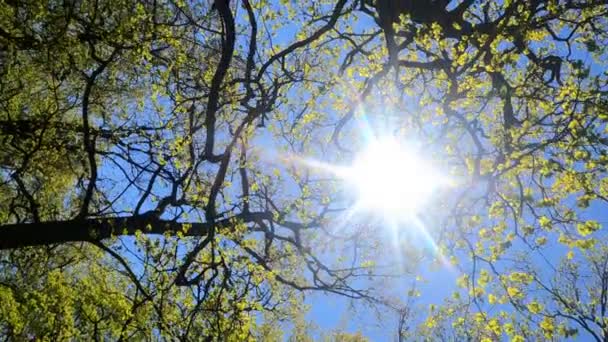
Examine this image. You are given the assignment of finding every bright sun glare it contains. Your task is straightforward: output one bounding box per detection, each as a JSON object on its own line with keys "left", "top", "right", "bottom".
{"left": 290, "top": 132, "right": 452, "bottom": 264}
{"left": 344, "top": 137, "right": 447, "bottom": 217}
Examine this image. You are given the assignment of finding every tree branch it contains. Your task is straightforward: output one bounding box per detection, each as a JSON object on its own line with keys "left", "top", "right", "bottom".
{"left": 0, "top": 211, "right": 272, "bottom": 250}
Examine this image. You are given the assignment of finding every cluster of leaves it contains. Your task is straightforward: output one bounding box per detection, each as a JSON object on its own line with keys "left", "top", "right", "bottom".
{"left": 338, "top": 0, "right": 608, "bottom": 340}
{"left": 0, "top": 0, "right": 386, "bottom": 339}
{"left": 2, "top": 0, "right": 608, "bottom": 340}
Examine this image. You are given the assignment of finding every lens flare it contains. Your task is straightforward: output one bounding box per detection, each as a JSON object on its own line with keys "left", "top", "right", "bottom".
{"left": 344, "top": 136, "right": 447, "bottom": 218}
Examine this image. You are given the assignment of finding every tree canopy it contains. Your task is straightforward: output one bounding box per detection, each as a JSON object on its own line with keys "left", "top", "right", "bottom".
{"left": 1, "top": 0, "right": 608, "bottom": 340}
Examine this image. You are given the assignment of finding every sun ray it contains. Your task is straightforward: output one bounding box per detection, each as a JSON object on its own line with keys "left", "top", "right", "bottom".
{"left": 277, "top": 127, "right": 454, "bottom": 272}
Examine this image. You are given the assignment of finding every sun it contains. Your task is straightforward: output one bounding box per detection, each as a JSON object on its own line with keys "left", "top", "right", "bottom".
{"left": 344, "top": 137, "right": 447, "bottom": 217}
{"left": 289, "top": 135, "right": 449, "bottom": 220}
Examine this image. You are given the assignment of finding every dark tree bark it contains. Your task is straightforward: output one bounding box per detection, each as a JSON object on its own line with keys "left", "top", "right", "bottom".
{"left": 0, "top": 212, "right": 272, "bottom": 250}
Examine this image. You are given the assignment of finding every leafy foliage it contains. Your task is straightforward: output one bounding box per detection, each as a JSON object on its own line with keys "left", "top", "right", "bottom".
{"left": 1, "top": 0, "right": 608, "bottom": 340}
